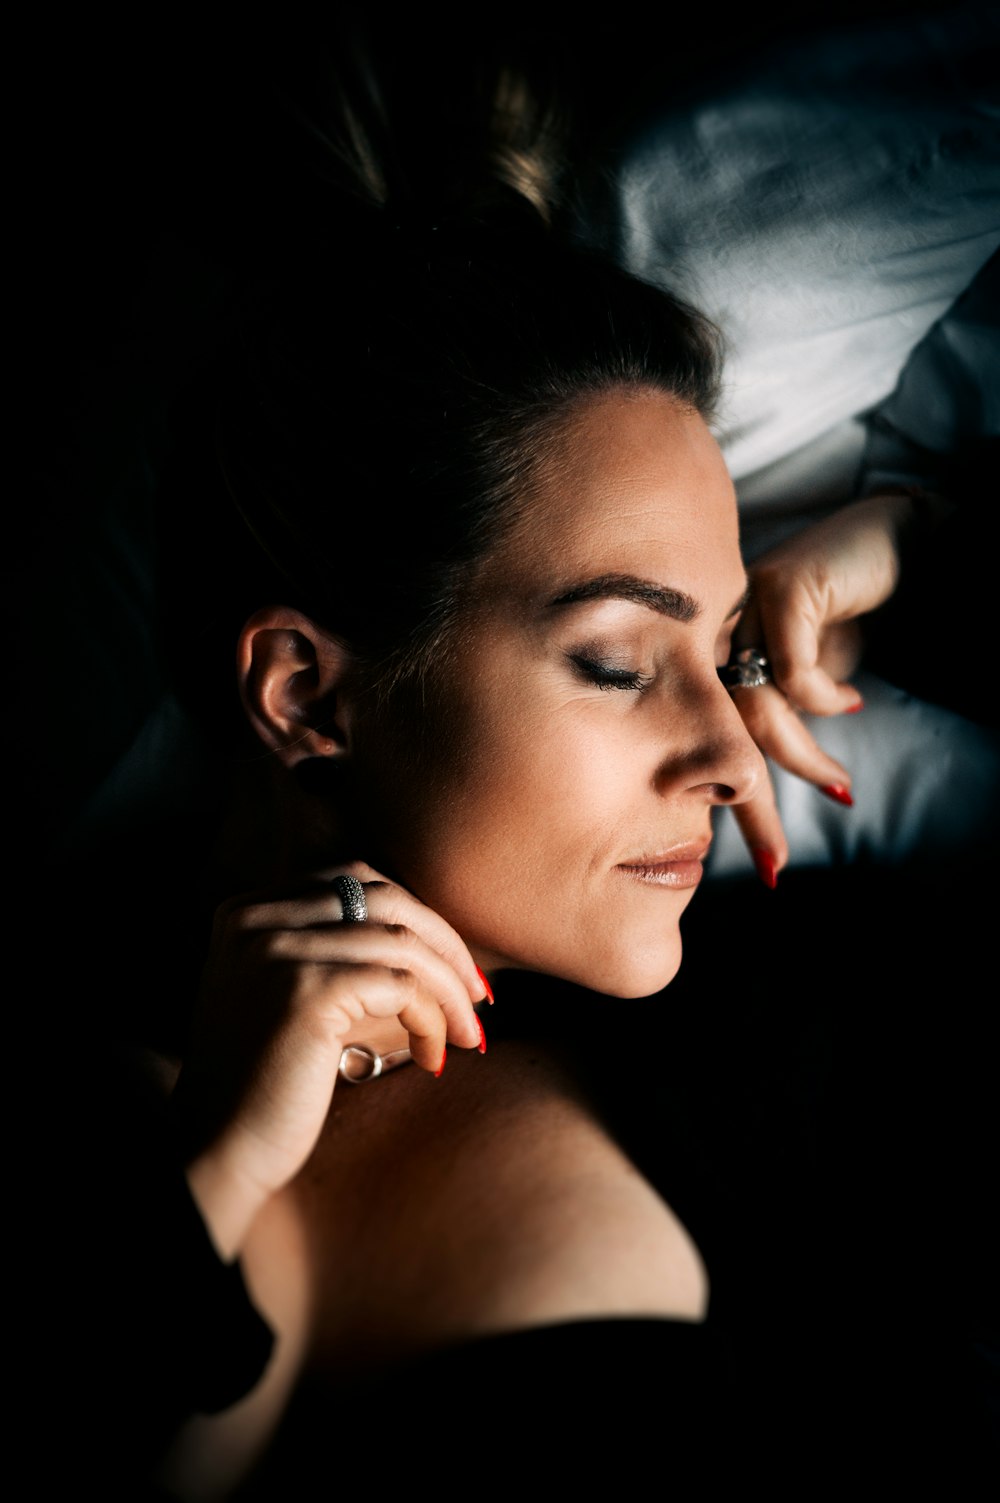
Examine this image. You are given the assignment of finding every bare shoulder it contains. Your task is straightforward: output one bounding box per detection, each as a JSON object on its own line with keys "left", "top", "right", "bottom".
{"left": 160, "top": 1040, "right": 705, "bottom": 1499}
{"left": 293, "top": 1039, "right": 708, "bottom": 1373}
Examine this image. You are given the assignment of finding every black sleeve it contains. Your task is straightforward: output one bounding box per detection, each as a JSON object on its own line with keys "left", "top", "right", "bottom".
{"left": 243, "top": 1317, "right": 743, "bottom": 1495}
{"left": 857, "top": 249, "right": 999, "bottom": 727}
{"left": 39, "top": 1039, "right": 275, "bottom": 1495}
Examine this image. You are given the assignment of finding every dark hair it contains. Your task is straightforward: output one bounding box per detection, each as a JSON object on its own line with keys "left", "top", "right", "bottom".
{"left": 158, "top": 43, "right": 721, "bottom": 736}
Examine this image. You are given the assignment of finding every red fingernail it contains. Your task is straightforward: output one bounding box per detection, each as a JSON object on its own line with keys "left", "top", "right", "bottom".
{"left": 846, "top": 698, "right": 864, "bottom": 714}
{"left": 475, "top": 1015, "right": 487, "bottom": 1054}
{"left": 821, "top": 783, "right": 854, "bottom": 807}
{"left": 475, "top": 964, "right": 494, "bottom": 1005}
{"left": 434, "top": 1048, "right": 447, "bottom": 1078}
{"left": 752, "top": 847, "right": 778, "bottom": 889}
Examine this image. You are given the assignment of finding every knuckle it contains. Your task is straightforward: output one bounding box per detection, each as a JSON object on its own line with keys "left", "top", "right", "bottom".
{"left": 363, "top": 880, "right": 397, "bottom": 915}
{"left": 235, "top": 903, "right": 270, "bottom": 931}
{"left": 258, "top": 930, "right": 291, "bottom": 962}
{"left": 215, "top": 897, "right": 251, "bottom": 934}
{"left": 339, "top": 860, "right": 393, "bottom": 889}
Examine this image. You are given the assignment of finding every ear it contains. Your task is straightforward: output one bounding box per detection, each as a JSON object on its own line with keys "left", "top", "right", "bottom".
{"left": 237, "top": 606, "right": 356, "bottom": 766}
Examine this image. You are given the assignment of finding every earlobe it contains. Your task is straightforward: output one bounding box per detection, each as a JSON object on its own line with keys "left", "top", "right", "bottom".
{"left": 237, "top": 606, "right": 355, "bottom": 765}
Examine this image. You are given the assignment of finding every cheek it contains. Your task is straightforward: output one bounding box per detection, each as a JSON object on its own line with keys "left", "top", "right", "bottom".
{"left": 365, "top": 675, "right": 580, "bottom": 930}
{"left": 379, "top": 693, "right": 662, "bottom": 974}
{"left": 419, "top": 683, "right": 634, "bottom": 858}
{"left": 351, "top": 664, "right": 693, "bottom": 996}
{"left": 388, "top": 689, "right": 568, "bottom": 900}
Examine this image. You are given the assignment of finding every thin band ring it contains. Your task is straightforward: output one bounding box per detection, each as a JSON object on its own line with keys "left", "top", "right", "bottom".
{"left": 332, "top": 873, "right": 368, "bottom": 923}
{"left": 338, "top": 1044, "right": 413, "bottom": 1083}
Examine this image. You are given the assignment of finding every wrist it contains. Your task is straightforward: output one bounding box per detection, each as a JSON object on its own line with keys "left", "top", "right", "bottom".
{"left": 185, "top": 1145, "right": 267, "bottom": 1263}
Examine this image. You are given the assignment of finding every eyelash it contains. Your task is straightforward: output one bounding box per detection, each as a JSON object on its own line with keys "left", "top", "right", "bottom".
{"left": 570, "top": 654, "right": 653, "bottom": 693}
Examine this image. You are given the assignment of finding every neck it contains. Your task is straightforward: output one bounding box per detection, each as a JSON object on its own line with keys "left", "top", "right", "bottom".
{"left": 214, "top": 757, "right": 352, "bottom": 891}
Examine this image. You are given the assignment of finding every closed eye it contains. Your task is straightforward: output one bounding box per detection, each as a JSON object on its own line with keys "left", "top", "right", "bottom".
{"left": 569, "top": 654, "right": 653, "bottom": 693}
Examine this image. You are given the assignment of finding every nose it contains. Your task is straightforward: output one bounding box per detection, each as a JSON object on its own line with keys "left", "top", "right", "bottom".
{"left": 656, "top": 671, "right": 768, "bottom": 806}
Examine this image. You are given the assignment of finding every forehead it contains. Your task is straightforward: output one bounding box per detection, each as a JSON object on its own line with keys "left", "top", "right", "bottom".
{"left": 491, "top": 389, "right": 741, "bottom": 598}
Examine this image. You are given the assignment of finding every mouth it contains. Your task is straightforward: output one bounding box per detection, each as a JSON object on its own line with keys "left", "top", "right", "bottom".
{"left": 615, "top": 839, "right": 712, "bottom": 890}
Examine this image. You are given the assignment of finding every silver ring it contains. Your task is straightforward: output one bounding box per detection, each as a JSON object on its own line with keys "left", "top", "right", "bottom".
{"left": 723, "top": 647, "right": 771, "bottom": 689}
{"left": 332, "top": 873, "right": 368, "bottom": 922}
{"left": 338, "top": 1044, "right": 413, "bottom": 1084}
{"left": 339, "top": 1044, "right": 383, "bottom": 1083}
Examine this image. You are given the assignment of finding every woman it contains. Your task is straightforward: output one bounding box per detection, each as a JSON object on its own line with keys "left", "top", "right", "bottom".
{"left": 149, "top": 178, "right": 773, "bottom": 1479}
{"left": 24, "top": 39, "right": 767, "bottom": 1487}
{"left": 42, "top": 27, "right": 995, "bottom": 1500}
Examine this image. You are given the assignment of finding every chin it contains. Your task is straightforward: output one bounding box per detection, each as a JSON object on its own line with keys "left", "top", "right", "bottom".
{"left": 498, "top": 932, "right": 685, "bottom": 1000}
{"left": 589, "top": 937, "right": 685, "bottom": 999}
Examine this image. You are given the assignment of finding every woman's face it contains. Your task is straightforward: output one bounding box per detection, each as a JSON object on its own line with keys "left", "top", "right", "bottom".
{"left": 357, "top": 389, "right": 766, "bottom": 998}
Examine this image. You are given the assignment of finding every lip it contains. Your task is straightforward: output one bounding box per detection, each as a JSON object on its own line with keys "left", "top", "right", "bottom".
{"left": 615, "top": 839, "right": 712, "bottom": 890}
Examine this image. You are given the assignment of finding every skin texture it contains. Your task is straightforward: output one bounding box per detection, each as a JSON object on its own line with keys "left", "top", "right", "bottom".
{"left": 349, "top": 389, "right": 767, "bottom": 997}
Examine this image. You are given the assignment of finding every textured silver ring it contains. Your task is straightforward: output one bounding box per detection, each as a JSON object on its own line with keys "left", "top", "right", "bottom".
{"left": 332, "top": 873, "right": 368, "bottom": 923}
{"left": 723, "top": 647, "right": 771, "bottom": 689}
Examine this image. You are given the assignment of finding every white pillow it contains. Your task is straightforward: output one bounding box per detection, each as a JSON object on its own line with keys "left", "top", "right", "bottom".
{"left": 607, "top": 5, "right": 1000, "bottom": 513}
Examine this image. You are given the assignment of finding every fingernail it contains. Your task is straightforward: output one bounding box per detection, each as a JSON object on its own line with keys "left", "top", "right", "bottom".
{"left": 846, "top": 698, "right": 864, "bottom": 714}
{"left": 821, "top": 783, "right": 854, "bottom": 807}
{"left": 475, "top": 964, "right": 494, "bottom": 1005}
{"left": 434, "top": 1047, "right": 447, "bottom": 1078}
{"left": 475, "top": 1015, "right": 487, "bottom": 1054}
{"left": 752, "top": 847, "right": 778, "bottom": 889}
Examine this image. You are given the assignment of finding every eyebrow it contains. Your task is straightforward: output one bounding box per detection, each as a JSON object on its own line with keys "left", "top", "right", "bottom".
{"left": 548, "top": 573, "right": 750, "bottom": 623}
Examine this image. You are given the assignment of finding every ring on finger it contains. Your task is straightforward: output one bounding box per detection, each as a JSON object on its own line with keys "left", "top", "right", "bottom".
{"left": 332, "top": 873, "right": 368, "bottom": 923}
{"left": 723, "top": 647, "right": 771, "bottom": 689}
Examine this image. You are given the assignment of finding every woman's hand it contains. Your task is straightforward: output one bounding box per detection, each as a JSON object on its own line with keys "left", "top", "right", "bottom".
{"left": 170, "top": 861, "right": 488, "bottom": 1259}
{"left": 729, "top": 493, "right": 919, "bottom": 879}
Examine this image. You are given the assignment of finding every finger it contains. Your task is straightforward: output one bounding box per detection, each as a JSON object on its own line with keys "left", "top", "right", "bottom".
{"left": 263, "top": 922, "right": 482, "bottom": 1050}
{"left": 728, "top": 772, "right": 788, "bottom": 887}
{"left": 396, "top": 994, "right": 450, "bottom": 1075}
{"left": 283, "top": 961, "right": 450, "bottom": 1076}
{"left": 770, "top": 660, "right": 861, "bottom": 718}
{"left": 227, "top": 866, "right": 489, "bottom": 1008}
{"left": 814, "top": 619, "right": 865, "bottom": 689}
{"left": 319, "top": 863, "right": 489, "bottom": 1005}
{"left": 734, "top": 685, "right": 853, "bottom": 797}
{"left": 753, "top": 585, "right": 862, "bottom": 717}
